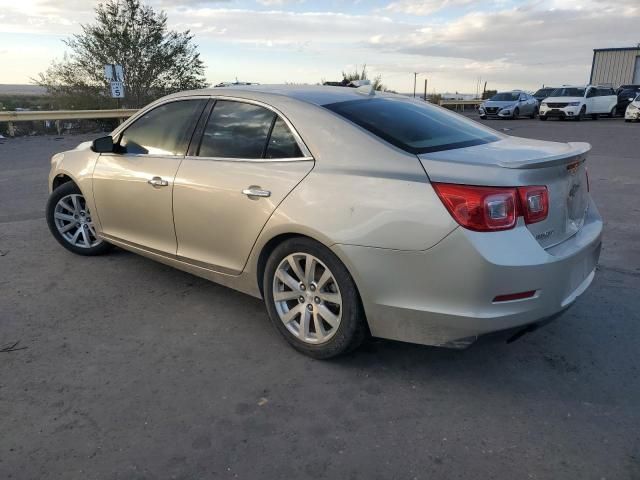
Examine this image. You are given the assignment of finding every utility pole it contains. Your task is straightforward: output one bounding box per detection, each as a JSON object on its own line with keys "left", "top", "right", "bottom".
{"left": 424, "top": 78, "right": 428, "bottom": 101}
{"left": 413, "top": 72, "right": 418, "bottom": 98}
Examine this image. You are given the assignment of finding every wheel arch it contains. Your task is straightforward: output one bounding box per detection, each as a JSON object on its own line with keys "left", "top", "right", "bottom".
{"left": 52, "top": 173, "right": 77, "bottom": 191}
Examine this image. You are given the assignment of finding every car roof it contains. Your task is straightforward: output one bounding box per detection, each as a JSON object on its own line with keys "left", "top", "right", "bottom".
{"left": 172, "top": 84, "right": 396, "bottom": 107}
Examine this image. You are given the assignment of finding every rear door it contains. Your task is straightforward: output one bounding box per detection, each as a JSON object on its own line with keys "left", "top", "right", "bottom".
{"left": 92, "top": 99, "right": 207, "bottom": 254}
{"left": 173, "top": 99, "right": 314, "bottom": 274}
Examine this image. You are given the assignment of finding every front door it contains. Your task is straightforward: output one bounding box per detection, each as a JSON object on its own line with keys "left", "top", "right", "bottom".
{"left": 92, "top": 99, "right": 207, "bottom": 255}
{"left": 173, "top": 99, "right": 314, "bottom": 274}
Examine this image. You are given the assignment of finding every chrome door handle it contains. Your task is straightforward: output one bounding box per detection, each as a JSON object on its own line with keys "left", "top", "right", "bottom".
{"left": 242, "top": 187, "right": 271, "bottom": 198}
{"left": 148, "top": 176, "right": 169, "bottom": 187}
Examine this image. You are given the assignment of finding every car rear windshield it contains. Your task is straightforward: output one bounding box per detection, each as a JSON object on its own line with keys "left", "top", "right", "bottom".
{"left": 323, "top": 97, "right": 500, "bottom": 154}
{"left": 490, "top": 92, "right": 520, "bottom": 101}
{"left": 551, "top": 88, "right": 585, "bottom": 97}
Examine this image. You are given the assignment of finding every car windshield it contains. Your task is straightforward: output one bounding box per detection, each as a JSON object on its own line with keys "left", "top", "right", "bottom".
{"left": 324, "top": 97, "right": 501, "bottom": 154}
{"left": 534, "top": 89, "right": 553, "bottom": 97}
{"left": 490, "top": 92, "right": 520, "bottom": 101}
{"left": 620, "top": 88, "right": 640, "bottom": 97}
{"left": 550, "top": 88, "right": 585, "bottom": 97}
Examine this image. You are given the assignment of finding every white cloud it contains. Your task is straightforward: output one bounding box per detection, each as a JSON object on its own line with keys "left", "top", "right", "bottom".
{"left": 385, "top": 0, "right": 475, "bottom": 16}
{"left": 0, "top": 0, "right": 639, "bottom": 92}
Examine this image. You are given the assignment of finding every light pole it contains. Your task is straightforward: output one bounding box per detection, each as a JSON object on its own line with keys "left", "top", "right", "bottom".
{"left": 413, "top": 72, "right": 418, "bottom": 98}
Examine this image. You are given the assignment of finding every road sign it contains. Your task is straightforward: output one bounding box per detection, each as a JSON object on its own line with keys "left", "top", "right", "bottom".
{"left": 110, "top": 81, "right": 125, "bottom": 98}
{"left": 104, "top": 64, "right": 124, "bottom": 82}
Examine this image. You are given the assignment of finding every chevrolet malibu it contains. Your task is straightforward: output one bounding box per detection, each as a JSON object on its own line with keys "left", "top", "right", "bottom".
{"left": 46, "top": 86, "right": 602, "bottom": 358}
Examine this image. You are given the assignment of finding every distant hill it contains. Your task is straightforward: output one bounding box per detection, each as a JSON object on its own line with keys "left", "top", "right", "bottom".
{"left": 0, "top": 84, "right": 47, "bottom": 96}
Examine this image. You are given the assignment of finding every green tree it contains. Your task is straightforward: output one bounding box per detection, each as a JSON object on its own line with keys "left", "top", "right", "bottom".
{"left": 35, "top": 0, "right": 208, "bottom": 109}
{"left": 341, "top": 65, "right": 386, "bottom": 91}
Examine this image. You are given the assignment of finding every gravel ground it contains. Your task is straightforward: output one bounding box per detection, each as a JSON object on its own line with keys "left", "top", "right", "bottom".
{"left": 1, "top": 117, "right": 639, "bottom": 479}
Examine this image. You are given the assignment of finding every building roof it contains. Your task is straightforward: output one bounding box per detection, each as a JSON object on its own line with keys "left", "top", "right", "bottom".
{"left": 593, "top": 47, "right": 640, "bottom": 52}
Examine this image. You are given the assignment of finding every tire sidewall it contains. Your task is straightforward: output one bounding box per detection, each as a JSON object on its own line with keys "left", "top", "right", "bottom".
{"left": 46, "top": 182, "right": 111, "bottom": 256}
{"left": 263, "top": 237, "right": 365, "bottom": 359}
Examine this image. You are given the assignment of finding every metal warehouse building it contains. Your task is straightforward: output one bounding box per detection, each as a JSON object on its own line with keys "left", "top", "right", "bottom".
{"left": 590, "top": 47, "right": 640, "bottom": 87}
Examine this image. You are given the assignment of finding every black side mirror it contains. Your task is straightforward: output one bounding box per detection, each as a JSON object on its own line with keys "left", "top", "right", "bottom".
{"left": 92, "top": 135, "right": 114, "bottom": 153}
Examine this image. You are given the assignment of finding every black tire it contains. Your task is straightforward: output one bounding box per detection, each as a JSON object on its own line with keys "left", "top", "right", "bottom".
{"left": 46, "top": 182, "right": 112, "bottom": 256}
{"left": 591, "top": 114, "right": 599, "bottom": 120}
{"left": 625, "top": 119, "right": 631, "bottom": 123}
{"left": 263, "top": 237, "right": 367, "bottom": 359}
{"left": 576, "top": 106, "right": 586, "bottom": 121}
{"left": 479, "top": 116, "right": 487, "bottom": 120}
{"left": 607, "top": 106, "right": 616, "bottom": 118}
{"left": 530, "top": 108, "right": 537, "bottom": 119}
{"left": 512, "top": 107, "right": 519, "bottom": 120}
{"left": 539, "top": 115, "right": 548, "bottom": 121}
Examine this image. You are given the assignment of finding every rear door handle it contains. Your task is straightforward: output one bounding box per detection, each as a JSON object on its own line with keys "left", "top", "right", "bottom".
{"left": 242, "top": 187, "right": 271, "bottom": 198}
{"left": 148, "top": 176, "right": 169, "bottom": 187}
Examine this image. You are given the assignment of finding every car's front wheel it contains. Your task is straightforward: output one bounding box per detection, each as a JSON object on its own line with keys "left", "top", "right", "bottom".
{"left": 263, "top": 237, "right": 367, "bottom": 359}
{"left": 46, "top": 182, "right": 111, "bottom": 256}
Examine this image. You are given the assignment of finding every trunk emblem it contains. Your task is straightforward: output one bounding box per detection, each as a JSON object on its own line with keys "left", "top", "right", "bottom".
{"left": 535, "top": 230, "right": 553, "bottom": 241}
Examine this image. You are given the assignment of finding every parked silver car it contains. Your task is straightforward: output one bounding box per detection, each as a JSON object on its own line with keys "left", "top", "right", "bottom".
{"left": 479, "top": 91, "right": 539, "bottom": 119}
{"left": 46, "top": 86, "right": 602, "bottom": 358}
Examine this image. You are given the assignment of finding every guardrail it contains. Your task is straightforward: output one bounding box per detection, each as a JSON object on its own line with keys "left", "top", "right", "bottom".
{"left": 438, "top": 99, "right": 483, "bottom": 111}
{"left": 0, "top": 109, "right": 138, "bottom": 137}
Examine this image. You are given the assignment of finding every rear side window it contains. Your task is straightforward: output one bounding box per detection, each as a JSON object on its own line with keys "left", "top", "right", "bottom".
{"left": 265, "top": 117, "right": 303, "bottom": 158}
{"left": 198, "top": 100, "right": 303, "bottom": 159}
{"left": 324, "top": 97, "right": 500, "bottom": 154}
{"left": 119, "top": 100, "right": 206, "bottom": 155}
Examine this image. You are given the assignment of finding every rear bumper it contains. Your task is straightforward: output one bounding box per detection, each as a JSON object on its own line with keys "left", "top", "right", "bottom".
{"left": 333, "top": 198, "right": 603, "bottom": 348}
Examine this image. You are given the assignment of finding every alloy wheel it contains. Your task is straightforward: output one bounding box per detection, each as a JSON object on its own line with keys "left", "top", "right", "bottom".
{"left": 53, "top": 194, "right": 102, "bottom": 248}
{"left": 272, "top": 253, "right": 342, "bottom": 344}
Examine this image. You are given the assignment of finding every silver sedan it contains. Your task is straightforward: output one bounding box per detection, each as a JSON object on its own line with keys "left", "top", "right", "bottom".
{"left": 46, "top": 85, "right": 602, "bottom": 358}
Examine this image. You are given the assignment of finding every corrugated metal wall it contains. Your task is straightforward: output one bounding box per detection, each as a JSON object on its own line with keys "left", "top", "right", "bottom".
{"left": 591, "top": 49, "right": 640, "bottom": 86}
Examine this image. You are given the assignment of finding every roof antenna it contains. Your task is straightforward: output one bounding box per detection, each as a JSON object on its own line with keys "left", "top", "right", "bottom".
{"left": 351, "top": 80, "right": 375, "bottom": 96}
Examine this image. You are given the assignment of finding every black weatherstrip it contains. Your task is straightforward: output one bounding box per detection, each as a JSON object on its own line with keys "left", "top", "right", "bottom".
{"left": 187, "top": 98, "right": 216, "bottom": 157}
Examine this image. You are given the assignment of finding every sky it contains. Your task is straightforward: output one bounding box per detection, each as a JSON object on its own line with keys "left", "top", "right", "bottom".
{"left": 0, "top": 0, "right": 638, "bottom": 93}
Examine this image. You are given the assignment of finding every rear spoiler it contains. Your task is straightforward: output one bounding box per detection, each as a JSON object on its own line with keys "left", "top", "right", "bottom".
{"left": 497, "top": 142, "right": 591, "bottom": 169}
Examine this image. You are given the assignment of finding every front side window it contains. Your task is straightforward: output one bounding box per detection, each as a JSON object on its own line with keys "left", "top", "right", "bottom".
{"left": 119, "top": 100, "right": 206, "bottom": 155}
{"left": 324, "top": 97, "right": 500, "bottom": 154}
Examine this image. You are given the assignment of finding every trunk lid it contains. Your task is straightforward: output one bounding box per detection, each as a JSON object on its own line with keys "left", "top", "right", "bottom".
{"left": 419, "top": 136, "right": 590, "bottom": 248}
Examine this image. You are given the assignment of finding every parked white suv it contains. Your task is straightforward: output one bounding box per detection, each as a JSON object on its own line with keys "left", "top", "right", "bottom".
{"left": 625, "top": 93, "right": 640, "bottom": 122}
{"left": 539, "top": 86, "right": 617, "bottom": 121}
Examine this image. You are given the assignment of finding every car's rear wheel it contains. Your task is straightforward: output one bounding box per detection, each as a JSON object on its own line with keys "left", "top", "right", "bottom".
{"left": 46, "top": 182, "right": 111, "bottom": 256}
{"left": 530, "top": 108, "right": 537, "bottom": 119}
{"left": 607, "top": 106, "right": 616, "bottom": 118}
{"left": 263, "top": 237, "right": 366, "bottom": 359}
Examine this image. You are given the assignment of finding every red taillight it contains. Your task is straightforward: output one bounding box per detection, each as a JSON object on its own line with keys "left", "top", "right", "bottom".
{"left": 431, "top": 183, "right": 518, "bottom": 232}
{"left": 432, "top": 183, "right": 549, "bottom": 232}
{"left": 517, "top": 186, "right": 549, "bottom": 224}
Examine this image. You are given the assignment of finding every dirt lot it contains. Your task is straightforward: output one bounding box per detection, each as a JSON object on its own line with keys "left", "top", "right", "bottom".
{"left": 1, "top": 116, "right": 639, "bottom": 479}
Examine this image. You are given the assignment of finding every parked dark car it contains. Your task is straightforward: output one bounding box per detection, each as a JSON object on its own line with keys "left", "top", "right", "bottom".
{"left": 616, "top": 85, "right": 640, "bottom": 115}
{"left": 533, "top": 87, "right": 555, "bottom": 104}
